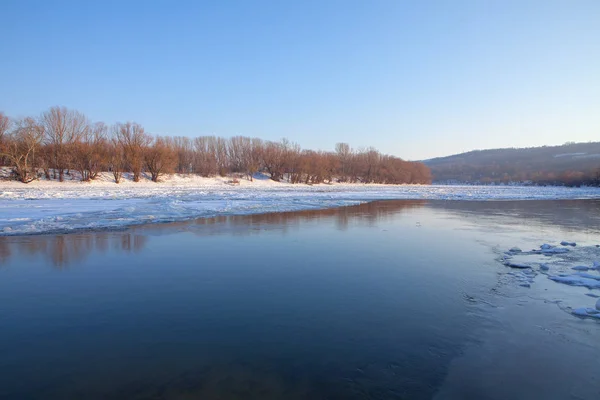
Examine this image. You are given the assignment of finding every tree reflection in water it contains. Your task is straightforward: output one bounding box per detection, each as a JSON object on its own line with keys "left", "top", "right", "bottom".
{"left": 0, "top": 200, "right": 427, "bottom": 268}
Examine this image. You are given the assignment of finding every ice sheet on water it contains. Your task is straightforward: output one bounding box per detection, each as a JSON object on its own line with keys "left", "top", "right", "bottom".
{"left": 2, "top": 184, "right": 599, "bottom": 236}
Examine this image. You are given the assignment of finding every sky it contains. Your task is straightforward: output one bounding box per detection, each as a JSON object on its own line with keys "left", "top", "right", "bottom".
{"left": 1, "top": 0, "right": 599, "bottom": 160}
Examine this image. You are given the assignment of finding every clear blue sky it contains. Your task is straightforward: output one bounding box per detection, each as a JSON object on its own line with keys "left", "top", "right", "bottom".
{"left": 1, "top": 0, "right": 599, "bottom": 160}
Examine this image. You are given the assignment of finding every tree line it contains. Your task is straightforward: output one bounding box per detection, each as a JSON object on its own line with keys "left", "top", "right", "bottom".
{"left": 0, "top": 107, "right": 431, "bottom": 185}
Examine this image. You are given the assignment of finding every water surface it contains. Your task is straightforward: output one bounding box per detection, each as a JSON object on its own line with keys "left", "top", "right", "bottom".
{"left": 0, "top": 200, "right": 599, "bottom": 399}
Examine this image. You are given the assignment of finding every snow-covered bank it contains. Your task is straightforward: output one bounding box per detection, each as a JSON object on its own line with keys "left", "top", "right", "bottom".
{"left": 1, "top": 174, "right": 600, "bottom": 236}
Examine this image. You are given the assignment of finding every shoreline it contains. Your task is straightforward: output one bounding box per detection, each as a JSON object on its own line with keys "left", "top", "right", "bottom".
{"left": 1, "top": 171, "right": 598, "bottom": 191}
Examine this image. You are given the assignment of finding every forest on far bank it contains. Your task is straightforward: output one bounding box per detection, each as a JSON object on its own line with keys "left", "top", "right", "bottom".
{"left": 425, "top": 142, "right": 600, "bottom": 187}
{"left": 0, "top": 107, "right": 431, "bottom": 185}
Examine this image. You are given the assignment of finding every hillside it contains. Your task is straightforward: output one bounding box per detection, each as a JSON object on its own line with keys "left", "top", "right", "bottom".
{"left": 424, "top": 142, "right": 600, "bottom": 186}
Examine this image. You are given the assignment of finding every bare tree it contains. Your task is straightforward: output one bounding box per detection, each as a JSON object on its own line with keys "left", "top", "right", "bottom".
{"left": 227, "top": 136, "right": 246, "bottom": 174}
{"left": 170, "top": 136, "right": 194, "bottom": 174}
{"left": 42, "top": 107, "right": 88, "bottom": 181}
{"left": 335, "top": 142, "right": 352, "bottom": 182}
{"left": 0, "top": 112, "right": 12, "bottom": 167}
{"left": 0, "top": 112, "right": 10, "bottom": 146}
{"left": 2, "top": 118, "right": 45, "bottom": 183}
{"left": 73, "top": 122, "right": 107, "bottom": 181}
{"left": 215, "top": 137, "right": 228, "bottom": 176}
{"left": 274, "top": 138, "right": 299, "bottom": 183}
{"left": 108, "top": 133, "right": 125, "bottom": 183}
{"left": 145, "top": 136, "right": 177, "bottom": 182}
{"left": 115, "top": 122, "right": 151, "bottom": 182}
{"left": 261, "top": 140, "right": 286, "bottom": 181}
{"left": 228, "top": 136, "right": 262, "bottom": 180}
{"left": 247, "top": 138, "right": 264, "bottom": 181}
{"left": 193, "top": 136, "right": 218, "bottom": 176}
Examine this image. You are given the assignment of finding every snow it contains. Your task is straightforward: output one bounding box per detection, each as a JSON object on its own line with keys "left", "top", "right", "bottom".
{"left": 1, "top": 176, "right": 600, "bottom": 236}
{"left": 553, "top": 152, "right": 587, "bottom": 158}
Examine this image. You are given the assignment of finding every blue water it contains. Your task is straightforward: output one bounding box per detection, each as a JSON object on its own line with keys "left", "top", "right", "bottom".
{"left": 0, "top": 200, "right": 599, "bottom": 399}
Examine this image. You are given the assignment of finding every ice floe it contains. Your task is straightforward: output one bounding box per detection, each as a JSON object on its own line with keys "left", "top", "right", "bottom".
{"left": 560, "top": 241, "right": 576, "bottom": 247}
{"left": 574, "top": 272, "right": 600, "bottom": 281}
{"left": 505, "top": 261, "right": 532, "bottom": 269}
{"left": 572, "top": 265, "right": 591, "bottom": 271}
{"left": 548, "top": 275, "right": 600, "bottom": 289}
{"left": 572, "top": 307, "right": 600, "bottom": 319}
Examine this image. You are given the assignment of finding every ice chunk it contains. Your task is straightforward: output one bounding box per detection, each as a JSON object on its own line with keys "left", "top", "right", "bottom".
{"left": 593, "top": 262, "right": 600, "bottom": 270}
{"left": 572, "top": 307, "right": 600, "bottom": 319}
{"left": 548, "top": 275, "right": 600, "bottom": 289}
{"left": 572, "top": 265, "right": 590, "bottom": 271}
{"left": 505, "top": 261, "right": 532, "bottom": 269}
{"left": 509, "top": 247, "right": 522, "bottom": 253}
{"left": 560, "top": 241, "right": 576, "bottom": 246}
{"left": 597, "top": 298, "right": 600, "bottom": 311}
{"left": 540, "top": 243, "right": 555, "bottom": 250}
{"left": 519, "top": 283, "right": 531, "bottom": 288}
{"left": 575, "top": 272, "right": 600, "bottom": 281}
{"left": 585, "top": 293, "right": 600, "bottom": 298}
{"left": 539, "top": 263, "right": 550, "bottom": 271}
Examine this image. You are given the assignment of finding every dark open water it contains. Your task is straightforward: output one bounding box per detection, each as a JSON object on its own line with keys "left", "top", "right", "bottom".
{"left": 0, "top": 200, "right": 599, "bottom": 400}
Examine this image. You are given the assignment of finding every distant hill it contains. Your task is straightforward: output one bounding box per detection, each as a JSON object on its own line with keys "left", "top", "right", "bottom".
{"left": 424, "top": 142, "right": 600, "bottom": 186}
